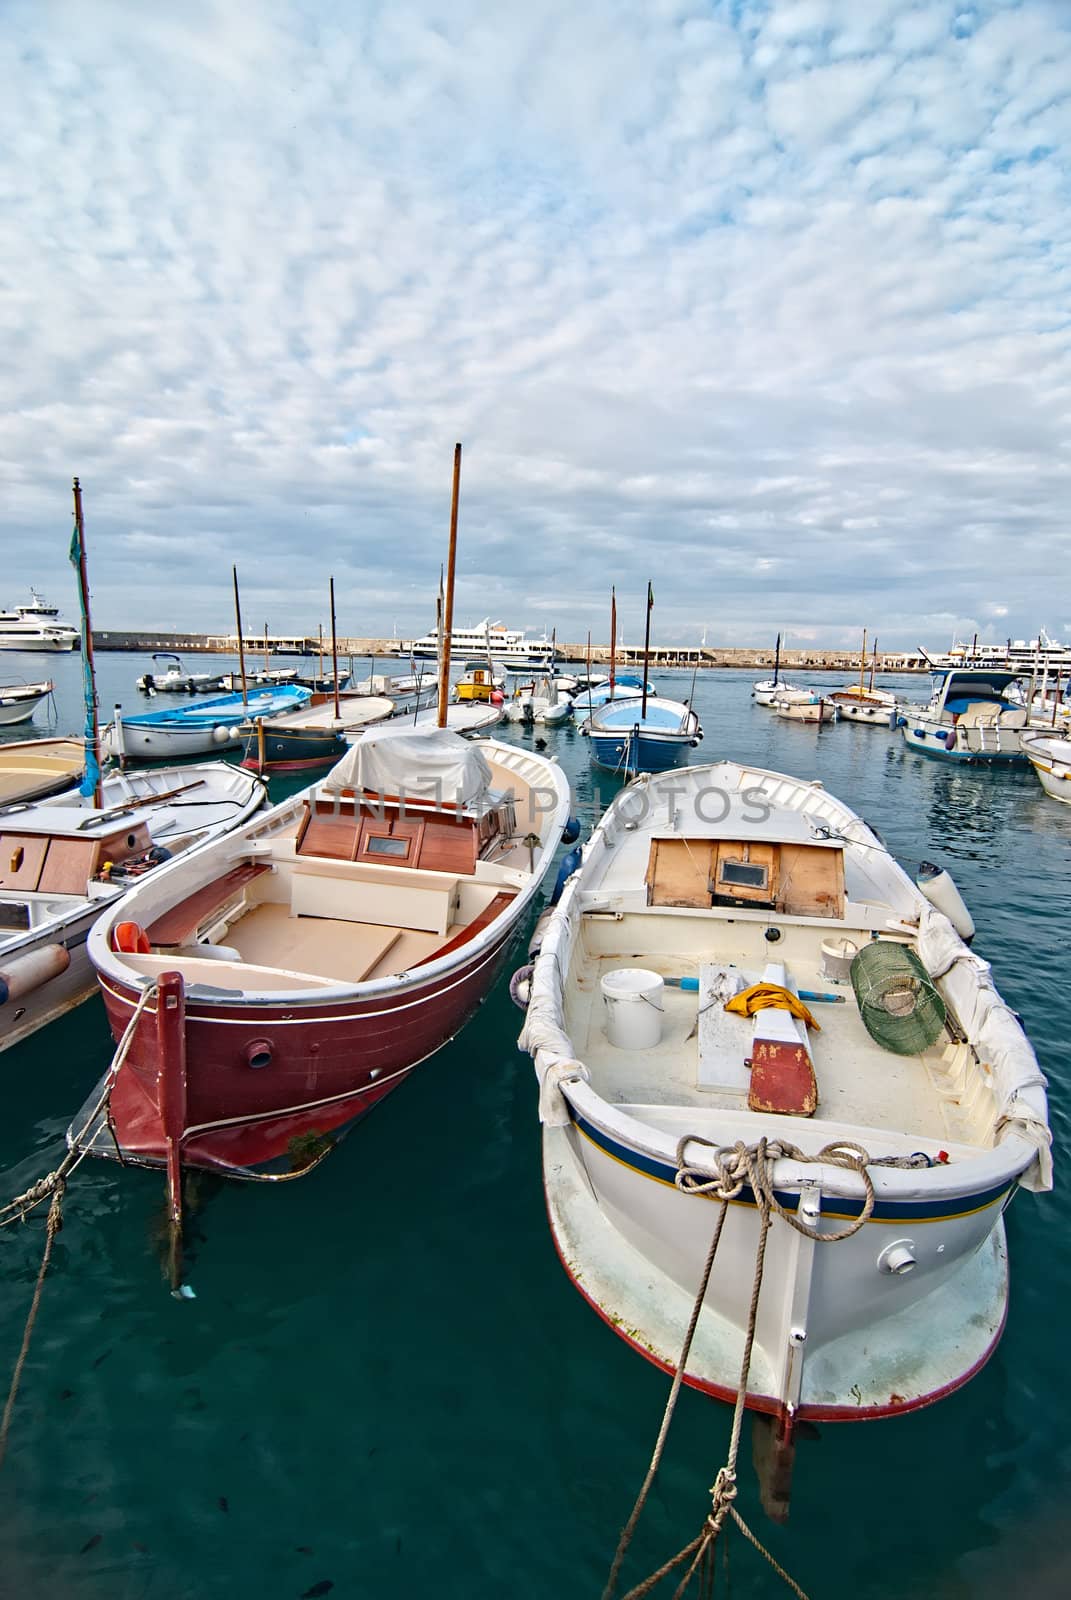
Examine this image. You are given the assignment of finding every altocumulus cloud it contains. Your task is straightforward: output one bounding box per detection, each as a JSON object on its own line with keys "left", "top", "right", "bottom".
{"left": 2, "top": 0, "right": 1069, "bottom": 648}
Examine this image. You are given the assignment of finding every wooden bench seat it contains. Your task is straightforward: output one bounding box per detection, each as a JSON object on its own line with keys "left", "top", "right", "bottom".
{"left": 146, "top": 863, "right": 271, "bottom": 948}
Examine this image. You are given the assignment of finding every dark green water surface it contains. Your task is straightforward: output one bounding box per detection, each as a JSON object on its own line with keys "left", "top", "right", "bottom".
{"left": 1, "top": 654, "right": 1068, "bottom": 1598}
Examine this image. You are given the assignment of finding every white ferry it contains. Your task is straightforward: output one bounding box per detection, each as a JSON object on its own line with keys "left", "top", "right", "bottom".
{"left": 924, "top": 631, "right": 1071, "bottom": 674}
{"left": 398, "top": 618, "right": 554, "bottom": 668}
{"left": 0, "top": 590, "right": 80, "bottom": 651}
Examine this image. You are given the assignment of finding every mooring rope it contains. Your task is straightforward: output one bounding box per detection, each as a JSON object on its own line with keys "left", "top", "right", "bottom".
{"left": 604, "top": 1134, "right": 882, "bottom": 1600}
{"left": 0, "top": 1185, "right": 64, "bottom": 1471}
{"left": 0, "top": 982, "right": 157, "bottom": 1230}
{"left": 0, "top": 982, "right": 157, "bottom": 1473}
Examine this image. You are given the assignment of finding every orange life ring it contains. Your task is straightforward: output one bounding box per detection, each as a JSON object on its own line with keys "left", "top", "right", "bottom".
{"left": 113, "top": 920, "right": 150, "bottom": 954}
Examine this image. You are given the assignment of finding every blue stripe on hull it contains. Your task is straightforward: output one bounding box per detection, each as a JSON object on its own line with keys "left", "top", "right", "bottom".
{"left": 571, "top": 1109, "right": 1012, "bottom": 1221}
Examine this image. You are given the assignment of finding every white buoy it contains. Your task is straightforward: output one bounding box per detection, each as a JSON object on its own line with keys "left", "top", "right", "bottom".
{"left": 916, "top": 860, "right": 976, "bottom": 942}
{"left": 601, "top": 968, "right": 664, "bottom": 1050}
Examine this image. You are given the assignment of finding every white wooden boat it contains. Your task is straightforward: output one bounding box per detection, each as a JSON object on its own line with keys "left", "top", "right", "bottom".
{"left": 772, "top": 690, "right": 837, "bottom": 723}
{"left": 0, "top": 761, "right": 266, "bottom": 1051}
{"left": 752, "top": 633, "right": 797, "bottom": 706}
{"left": 0, "top": 678, "right": 54, "bottom": 726}
{"left": 103, "top": 684, "right": 313, "bottom": 761}
{"left": 1021, "top": 728, "right": 1071, "bottom": 803}
{"left": 827, "top": 687, "right": 896, "bottom": 724}
{"left": 753, "top": 678, "right": 801, "bottom": 707}
{"left": 391, "top": 702, "right": 502, "bottom": 736}
{"left": 519, "top": 760, "right": 1050, "bottom": 1444}
{"left": 0, "top": 738, "right": 85, "bottom": 805}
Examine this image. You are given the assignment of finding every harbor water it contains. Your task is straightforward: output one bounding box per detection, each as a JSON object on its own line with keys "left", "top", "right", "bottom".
{"left": 1, "top": 653, "right": 1068, "bottom": 1598}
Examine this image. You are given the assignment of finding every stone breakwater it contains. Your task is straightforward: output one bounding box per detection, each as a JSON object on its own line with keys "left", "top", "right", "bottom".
{"left": 92, "top": 631, "right": 928, "bottom": 672}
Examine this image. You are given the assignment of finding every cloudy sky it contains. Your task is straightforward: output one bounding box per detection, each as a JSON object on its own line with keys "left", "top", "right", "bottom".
{"left": 3, "top": 0, "right": 1069, "bottom": 648}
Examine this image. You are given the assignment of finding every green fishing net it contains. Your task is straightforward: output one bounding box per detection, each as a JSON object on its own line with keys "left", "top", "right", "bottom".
{"left": 850, "top": 941, "right": 947, "bottom": 1056}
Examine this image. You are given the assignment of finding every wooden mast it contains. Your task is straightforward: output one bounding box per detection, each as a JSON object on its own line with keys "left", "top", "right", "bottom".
{"left": 869, "top": 638, "right": 878, "bottom": 694}
{"left": 858, "top": 628, "right": 867, "bottom": 694}
{"left": 329, "top": 577, "right": 341, "bottom": 719}
{"left": 437, "top": 443, "right": 462, "bottom": 728}
{"left": 232, "top": 566, "right": 249, "bottom": 710}
{"left": 772, "top": 631, "right": 781, "bottom": 688}
{"left": 70, "top": 477, "right": 103, "bottom": 807}
{"left": 641, "top": 582, "right": 653, "bottom": 717}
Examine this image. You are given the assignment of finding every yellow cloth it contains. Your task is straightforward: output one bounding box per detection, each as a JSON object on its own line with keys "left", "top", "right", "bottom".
{"left": 723, "top": 982, "right": 821, "bottom": 1033}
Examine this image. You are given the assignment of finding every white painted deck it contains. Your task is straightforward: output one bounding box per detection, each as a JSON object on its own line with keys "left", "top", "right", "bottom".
{"left": 565, "top": 933, "right": 987, "bottom": 1150}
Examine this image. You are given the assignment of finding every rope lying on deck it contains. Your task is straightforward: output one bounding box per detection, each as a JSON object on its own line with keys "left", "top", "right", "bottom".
{"left": 603, "top": 1135, "right": 882, "bottom": 1600}
{"left": 0, "top": 983, "right": 157, "bottom": 1473}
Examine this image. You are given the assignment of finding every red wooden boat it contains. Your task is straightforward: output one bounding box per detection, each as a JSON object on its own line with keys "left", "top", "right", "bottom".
{"left": 73, "top": 726, "right": 572, "bottom": 1182}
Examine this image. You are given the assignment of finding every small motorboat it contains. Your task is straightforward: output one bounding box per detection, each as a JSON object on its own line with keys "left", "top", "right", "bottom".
{"left": 0, "top": 678, "right": 55, "bottom": 727}
{"left": 580, "top": 694, "right": 701, "bottom": 773}
{"left": 239, "top": 692, "right": 396, "bottom": 775}
{"left": 518, "top": 759, "right": 1051, "bottom": 1465}
{"left": 502, "top": 674, "right": 571, "bottom": 726}
{"left": 1021, "top": 728, "right": 1071, "bottom": 803}
{"left": 135, "top": 654, "right": 226, "bottom": 695}
{"left": 772, "top": 689, "right": 837, "bottom": 723}
{"left": 103, "top": 683, "right": 313, "bottom": 762}
{"left": 0, "top": 760, "right": 266, "bottom": 1052}
{"left": 0, "top": 737, "right": 85, "bottom": 805}
{"left": 74, "top": 725, "right": 572, "bottom": 1180}
{"left": 900, "top": 668, "right": 1027, "bottom": 762}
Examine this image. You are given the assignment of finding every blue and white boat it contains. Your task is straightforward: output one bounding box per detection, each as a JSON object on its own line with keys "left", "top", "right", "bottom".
{"left": 582, "top": 694, "right": 702, "bottom": 774}
{"left": 899, "top": 668, "right": 1028, "bottom": 763}
{"left": 103, "top": 683, "right": 313, "bottom": 762}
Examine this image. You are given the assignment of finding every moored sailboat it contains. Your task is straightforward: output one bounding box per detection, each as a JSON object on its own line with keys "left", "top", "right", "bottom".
{"left": 827, "top": 632, "right": 897, "bottom": 724}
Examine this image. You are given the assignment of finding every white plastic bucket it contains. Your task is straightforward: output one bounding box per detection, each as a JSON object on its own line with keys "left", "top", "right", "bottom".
{"left": 820, "top": 936, "right": 858, "bottom": 984}
{"left": 601, "top": 968, "right": 664, "bottom": 1050}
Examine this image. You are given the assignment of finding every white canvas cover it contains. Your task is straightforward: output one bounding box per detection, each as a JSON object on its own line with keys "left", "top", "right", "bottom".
{"left": 322, "top": 724, "right": 493, "bottom": 806}
{"left": 917, "top": 903, "right": 1052, "bottom": 1191}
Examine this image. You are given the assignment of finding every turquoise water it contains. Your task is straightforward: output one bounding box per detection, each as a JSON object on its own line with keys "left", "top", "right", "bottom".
{"left": 1, "top": 653, "right": 1068, "bottom": 1599}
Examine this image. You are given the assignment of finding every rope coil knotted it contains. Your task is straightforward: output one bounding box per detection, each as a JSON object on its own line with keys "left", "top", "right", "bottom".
{"left": 673, "top": 1134, "right": 876, "bottom": 1242}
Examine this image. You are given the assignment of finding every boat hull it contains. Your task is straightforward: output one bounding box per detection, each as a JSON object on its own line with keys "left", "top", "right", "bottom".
{"left": 94, "top": 923, "right": 520, "bottom": 1176}
{"left": 774, "top": 702, "right": 836, "bottom": 723}
{"left": 835, "top": 701, "right": 895, "bottom": 726}
{"left": 0, "top": 689, "right": 51, "bottom": 726}
{"left": 546, "top": 1114, "right": 1011, "bottom": 1423}
{"left": 0, "top": 636, "right": 78, "bottom": 652}
{"left": 588, "top": 730, "right": 693, "bottom": 773}
{"left": 239, "top": 721, "right": 347, "bottom": 773}
{"left": 901, "top": 723, "right": 1026, "bottom": 762}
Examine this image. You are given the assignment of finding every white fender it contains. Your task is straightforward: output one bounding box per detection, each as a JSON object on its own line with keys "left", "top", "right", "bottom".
{"left": 0, "top": 944, "right": 71, "bottom": 1006}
